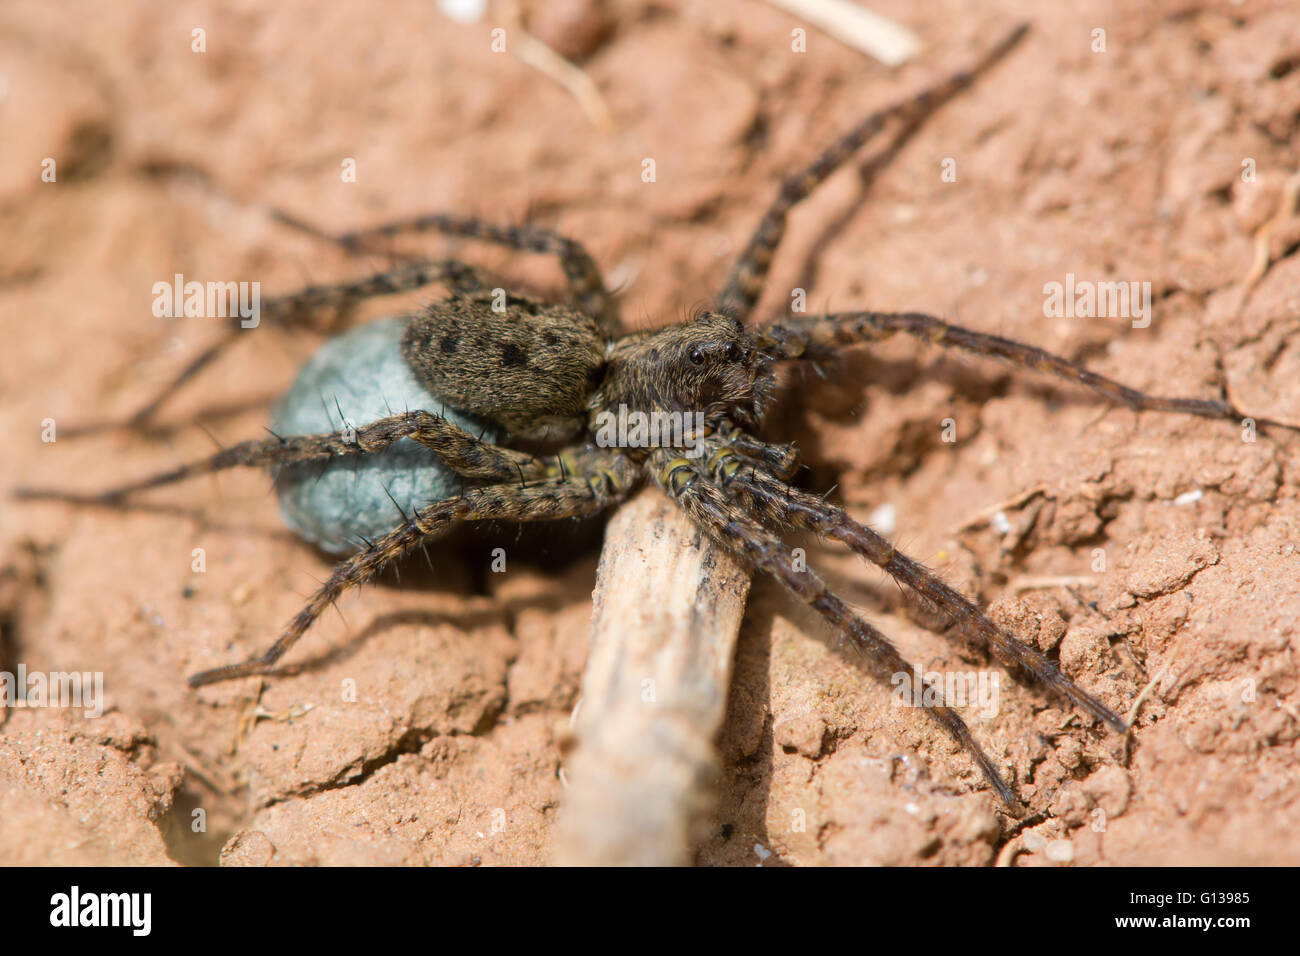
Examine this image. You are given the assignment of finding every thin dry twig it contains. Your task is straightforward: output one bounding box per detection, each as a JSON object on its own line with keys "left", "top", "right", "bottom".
{"left": 497, "top": 0, "right": 616, "bottom": 132}
{"left": 994, "top": 835, "right": 1022, "bottom": 867}
{"left": 761, "top": 0, "right": 921, "bottom": 66}
{"left": 954, "top": 484, "right": 1048, "bottom": 532}
{"left": 1008, "top": 575, "right": 1098, "bottom": 593}
{"left": 1125, "top": 629, "right": 1191, "bottom": 728}
{"left": 1242, "top": 168, "right": 1300, "bottom": 294}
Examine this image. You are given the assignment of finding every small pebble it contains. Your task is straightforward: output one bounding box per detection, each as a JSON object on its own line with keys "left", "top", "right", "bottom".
{"left": 437, "top": 0, "right": 486, "bottom": 23}
{"left": 869, "top": 502, "right": 897, "bottom": 536}
{"left": 1045, "top": 839, "right": 1075, "bottom": 863}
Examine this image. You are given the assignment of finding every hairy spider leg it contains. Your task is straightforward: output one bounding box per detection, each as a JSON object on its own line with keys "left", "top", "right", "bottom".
{"left": 716, "top": 24, "right": 1029, "bottom": 321}
{"left": 701, "top": 432, "right": 1126, "bottom": 730}
{"left": 758, "top": 310, "right": 1300, "bottom": 435}
{"left": 84, "top": 259, "right": 498, "bottom": 436}
{"left": 17, "top": 409, "right": 590, "bottom": 505}
{"left": 270, "top": 207, "right": 619, "bottom": 333}
{"left": 651, "top": 447, "right": 1020, "bottom": 809}
{"left": 188, "top": 449, "right": 637, "bottom": 686}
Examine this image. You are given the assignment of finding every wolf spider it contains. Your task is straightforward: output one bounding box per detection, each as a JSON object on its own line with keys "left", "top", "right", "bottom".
{"left": 20, "top": 24, "right": 1297, "bottom": 810}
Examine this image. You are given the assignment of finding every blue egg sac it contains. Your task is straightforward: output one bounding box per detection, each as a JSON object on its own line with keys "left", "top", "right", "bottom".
{"left": 270, "top": 315, "right": 500, "bottom": 554}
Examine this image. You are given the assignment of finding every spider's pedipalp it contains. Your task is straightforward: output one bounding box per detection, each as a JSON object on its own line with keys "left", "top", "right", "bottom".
{"left": 699, "top": 433, "right": 1127, "bottom": 732}
{"left": 761, "top": 309, "right": 1300, "bottom": 436}
{"left": 719, "top": 425, "right": 801, "bottom": 480}
{"left": 188, "top": 447, "right": 637, "bottom": 687}
{"left": 649, "top": 447, "right": 1021, "bottom": 810}
{"left": 716, "top": 23, "right": 1029, "bottom": 322}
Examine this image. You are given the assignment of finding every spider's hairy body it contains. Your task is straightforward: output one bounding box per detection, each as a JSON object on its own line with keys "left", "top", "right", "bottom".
{"left": 403, "top": 290, "right": 604, "bottom": 441}
{"left": 403, "top": 293, "right": 774, "bottom": 447}
{"left": 19, "top": 22, "right": 1296, "bottom": 813}
{"left": 277, "top": 296, "right": 772, "bottom": 549}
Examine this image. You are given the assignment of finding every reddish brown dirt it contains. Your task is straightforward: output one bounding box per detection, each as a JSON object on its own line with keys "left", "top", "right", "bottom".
{"left": 3, "top": 0, "right": 1300, "bottom": 866}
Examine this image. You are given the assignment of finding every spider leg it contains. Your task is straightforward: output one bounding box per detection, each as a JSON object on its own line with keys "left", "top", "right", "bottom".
{"left": 17, "top": 409, "right": 568, "bottom": 505}
{"left": 715, "top": 23, "right": 1028, "bottom": 321}
{"left": 188, "top": 448, "right": 637, "bottom": 686}
{"left": 700, "top": 433, "right": 1126, "bottom": 732}
{"left": 758, "top": 310, "right": 1300, "bottom": 434}
{"left": 649, "top": 448, "right": 1020, "bottom": 809}
{"left": 269, "top": 207, "right": 619, "bottom": 333}
{"left": 95, "top": 259, "right": 498, "bottom": 435}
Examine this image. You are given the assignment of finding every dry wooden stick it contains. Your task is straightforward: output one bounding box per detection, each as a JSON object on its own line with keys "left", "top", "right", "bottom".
{"left": 497, "top": 0, "right": 616, "bottom": 132}
{"left": 762, "top": 0, "right": 921, "bottom": 66}
{"left": 1242, "top": 168, "right": 1300, "bottom": 293}
{"left": 553, "top": 488, "right": 752, "bottom": 865}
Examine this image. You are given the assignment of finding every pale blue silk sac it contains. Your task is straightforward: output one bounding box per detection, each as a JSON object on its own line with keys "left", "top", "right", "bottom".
{"left": 270, "top": 316, "right": 499, "bottom": 554}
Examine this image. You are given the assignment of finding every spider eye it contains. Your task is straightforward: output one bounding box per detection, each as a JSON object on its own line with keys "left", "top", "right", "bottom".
{"left": 689, "top": 347, "right": 705, "bottom": 366}
{"left": 724, "top": 341, "right": 741, "bottom": 361}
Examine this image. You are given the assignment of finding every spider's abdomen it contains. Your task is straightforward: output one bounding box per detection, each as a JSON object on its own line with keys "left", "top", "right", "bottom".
{"left": 403, "top": 291, "right": 605, "bottom": 441}
{"left": 271, "top": 316, "right": 499, "bottom": 554}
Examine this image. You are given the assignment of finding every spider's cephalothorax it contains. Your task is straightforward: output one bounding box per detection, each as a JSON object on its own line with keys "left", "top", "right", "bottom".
{"left": 20, "top": 23, "right": 1297, "bottom": 810}
{"left": 590, "top": 313, "right": 775, "bottom": 439}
